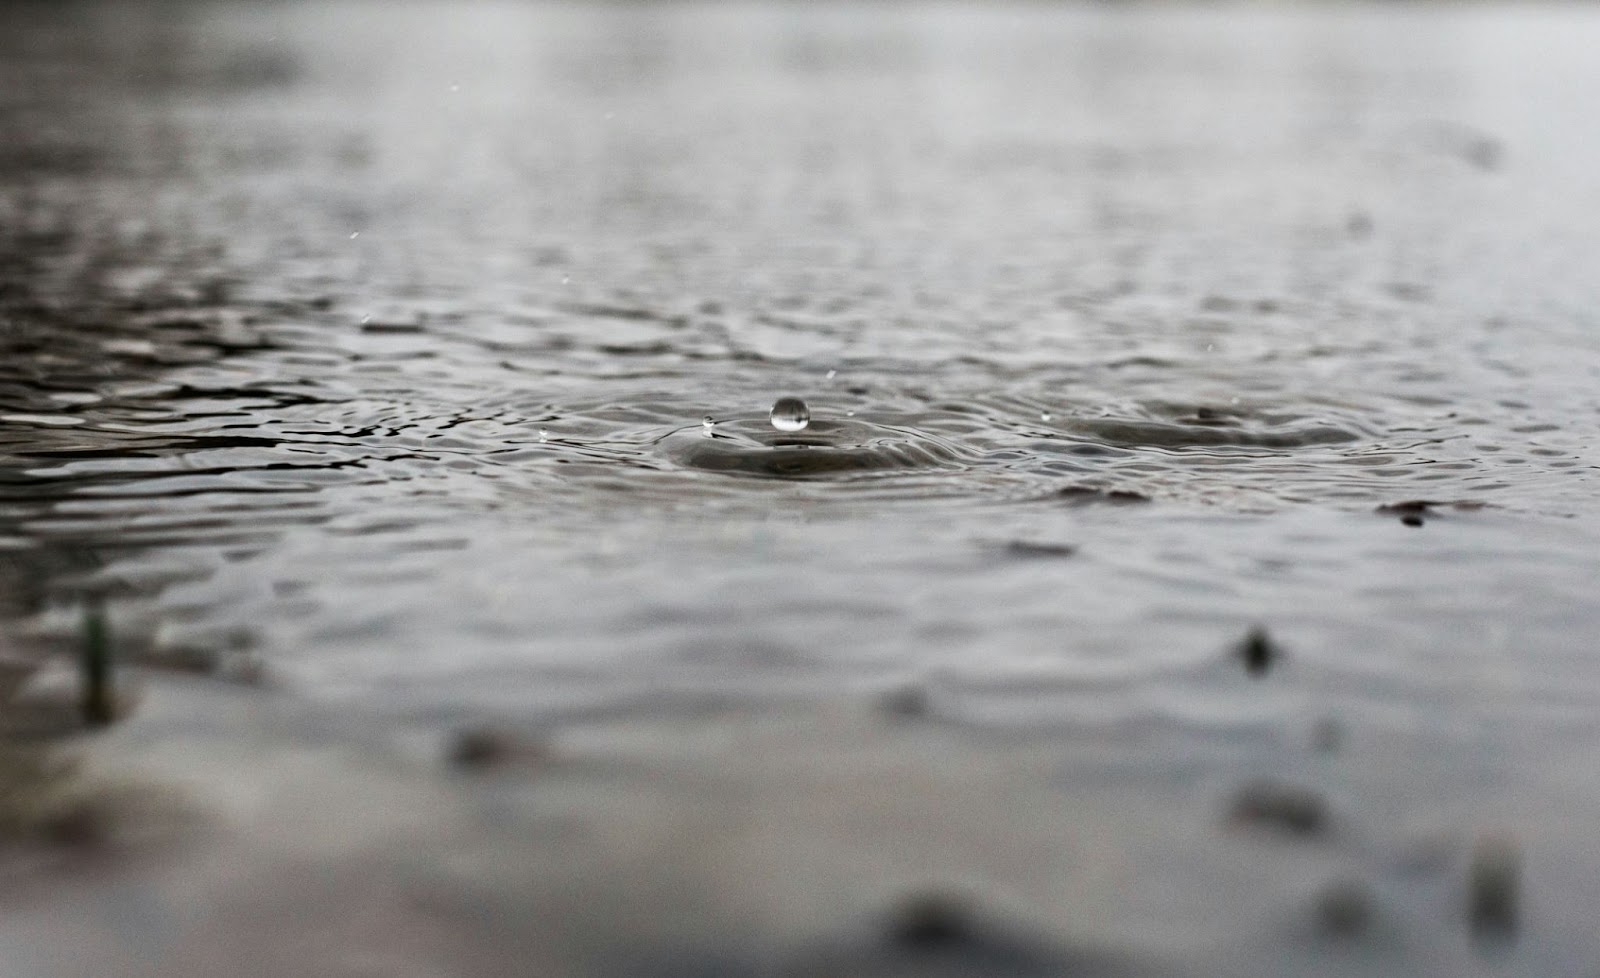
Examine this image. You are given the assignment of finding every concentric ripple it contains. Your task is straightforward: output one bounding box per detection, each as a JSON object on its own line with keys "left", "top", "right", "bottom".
{"left": 657, "top": 416, "right": 974, "bottom": 479}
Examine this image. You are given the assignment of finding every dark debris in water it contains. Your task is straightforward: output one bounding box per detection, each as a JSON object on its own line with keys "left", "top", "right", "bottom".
{"left": 1234, "top": 626, "right": 1283, "bottom": 678}
{"left": 1052, "top": 484, "right": 1151, "bottom": 506}
{"left": 1228, "top": 780, "right": 1329, "bottom": 837}
{"left": 446, "top": 726, "right": 551, "bottom": 771}
{"left": 1376, "top": 499, "right": 1487, "bottom": 527}
{"left": 1002, "top": 541, "right": 1078, "bottom": 559}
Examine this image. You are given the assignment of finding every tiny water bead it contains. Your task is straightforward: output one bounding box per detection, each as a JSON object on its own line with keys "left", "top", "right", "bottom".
{"left": 770, "top": 397, "right": 811, "bottom": 432}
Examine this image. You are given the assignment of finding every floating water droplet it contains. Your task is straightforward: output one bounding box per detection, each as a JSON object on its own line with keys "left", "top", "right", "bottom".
{"left": 538, "top": 429, "right": 549, "bottom": 443}
{"left": 770, "top": 397, "right": 810, "bottom": 432}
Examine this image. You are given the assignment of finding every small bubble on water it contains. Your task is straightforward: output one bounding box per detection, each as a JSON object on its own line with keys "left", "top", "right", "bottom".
{"left": 770, "top": 397, "right": 810, "bottom": 432}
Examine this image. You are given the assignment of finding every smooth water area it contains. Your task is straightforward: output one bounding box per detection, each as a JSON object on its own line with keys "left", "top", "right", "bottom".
{"left": 1, "top": 0, "right": 1598, "bottom": 774}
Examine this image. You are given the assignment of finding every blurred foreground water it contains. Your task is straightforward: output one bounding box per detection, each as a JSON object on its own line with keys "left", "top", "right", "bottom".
{"left": 1, "top": 1, "right": 1599, "bottom": 974}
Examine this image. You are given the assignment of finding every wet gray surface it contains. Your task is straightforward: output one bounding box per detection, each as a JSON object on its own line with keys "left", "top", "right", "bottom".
{"left": 2, "top": 1, "right": 1600, "bottom": 973}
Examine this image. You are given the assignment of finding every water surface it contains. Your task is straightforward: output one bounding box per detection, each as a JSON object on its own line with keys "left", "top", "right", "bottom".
{"left": 2, "top": 0, "right": 1599, "bottom": 886}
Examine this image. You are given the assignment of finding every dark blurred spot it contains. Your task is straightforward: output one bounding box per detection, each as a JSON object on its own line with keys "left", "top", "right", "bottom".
{"left": 1377, "top": 499, "right": 1486, "bottom": 527}
{"left": 1314, "top": 879, "right": 1374, "bottom": 938}
{"left": 1003, "top": 540, "right": 1077, "bottom": 559}
{"left": 877, "top": 684, "right": 930, "bottom": 721}
{"left": 1468, "top": 835, "right": 1520, "bottom": 943}
{"left": 446, "top": 726, "right": 548, "bottom": 771}
{"left": 888, "top": 890, "right": 976, "bottom": 948}
{"left": 1311, "top": 717, "right": 1342, "bottom": 754}
{"left": 1235, "top": 626, "right": 1282, "bottom": 678}
{"left": 1229, "top": 781, "right": 1328, "bottom": 837}
{"left": 1053, "top": 484, "right": 1150, "bottom": 505}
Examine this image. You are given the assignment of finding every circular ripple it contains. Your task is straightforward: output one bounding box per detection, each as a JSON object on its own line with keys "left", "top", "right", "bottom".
{"left": 657, "top": 417, "right": 972, "bottom": 479}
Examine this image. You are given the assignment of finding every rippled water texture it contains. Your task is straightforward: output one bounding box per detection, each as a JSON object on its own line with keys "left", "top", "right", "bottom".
{"left": 1, "top": 0, "right": 1598, "bottom": 754}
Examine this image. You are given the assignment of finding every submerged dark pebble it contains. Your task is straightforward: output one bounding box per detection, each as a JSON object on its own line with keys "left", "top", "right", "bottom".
{"left": 1235, "top": 626, "right": 1283, "bottom": 678}
{"left": 1229, "top": 781, "right": 1328, "bottom": 837}
{"left": 888, "top": 890, "right": 976, "bottom": 947}
{"left": 1468, "top": 835, "right": 1520, "bottom": 941}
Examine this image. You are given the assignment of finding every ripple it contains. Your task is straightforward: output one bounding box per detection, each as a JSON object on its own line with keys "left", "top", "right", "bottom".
{"left": 657, "top": 416, "right": 973, "bottom": 480}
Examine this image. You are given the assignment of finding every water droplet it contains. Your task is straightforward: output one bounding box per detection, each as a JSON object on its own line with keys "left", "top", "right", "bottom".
{"left": 538, "top": 429, "right": 549, "bottom": 443}
{"left": 770, "top": 397, "right": 810, "bottom": 432}
{"left": 1041, "top": 412, "right": 1052, "bottom": 422}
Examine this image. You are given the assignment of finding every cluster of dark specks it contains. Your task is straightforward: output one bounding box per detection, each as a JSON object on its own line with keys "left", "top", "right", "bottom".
{"left": 1225, "top": 623, "right": 1522, "bottom": 950}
